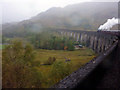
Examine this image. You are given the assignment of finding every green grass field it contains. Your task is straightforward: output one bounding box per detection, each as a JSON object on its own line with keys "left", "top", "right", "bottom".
{"left": 34, "top": 48, "right": 96, "bottom": 87}
{"left": 0, "top": 45, "right": 2, "bottom": 49}
{"left": 0, "top": 45, "right": 5, "bottom": 49}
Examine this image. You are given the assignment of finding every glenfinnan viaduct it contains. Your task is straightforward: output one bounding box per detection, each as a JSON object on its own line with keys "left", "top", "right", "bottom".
{"left": 51, "top": 29, "right": 120, "bottom": 88}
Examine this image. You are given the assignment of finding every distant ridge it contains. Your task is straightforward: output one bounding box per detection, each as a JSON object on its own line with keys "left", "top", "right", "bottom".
{"left": 3, "top": 2, "right": 118, "bottom": 36}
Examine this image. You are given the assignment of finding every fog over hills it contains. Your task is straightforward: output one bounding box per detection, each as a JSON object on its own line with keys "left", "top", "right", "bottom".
{"left": 2, "top": 2, "right": 118, "bottom": 36}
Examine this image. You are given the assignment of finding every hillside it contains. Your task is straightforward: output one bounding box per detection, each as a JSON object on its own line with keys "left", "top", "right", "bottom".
{"left": 2, "top": 2, "right": 118, "bottom": 37}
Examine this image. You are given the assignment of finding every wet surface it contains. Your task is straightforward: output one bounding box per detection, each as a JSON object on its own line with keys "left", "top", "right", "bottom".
{"left": 96, "top": 40, "right": 120, "bottom": 88}
{"left": 52, "top": 31, "right": 120, "bottom": 89}
{"left": 52, "top": 41, "right": 118, "bottom": 89}
{"left": 76, "top": 40, "right": 120, "bottom": 89}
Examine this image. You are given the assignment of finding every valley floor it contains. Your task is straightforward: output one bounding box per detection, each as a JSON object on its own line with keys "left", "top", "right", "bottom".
{"left": 34, "top": 48, "right": 96, "bottom": 87}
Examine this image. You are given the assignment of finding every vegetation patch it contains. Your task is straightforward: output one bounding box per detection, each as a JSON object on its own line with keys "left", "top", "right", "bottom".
{"left": 34, "top": 48, "right": 96, "bottom": 87}
{"left": 2, "top": 40, "right": 96, "bottom": 88}
{"left": 0, "top": 45, "right": 6, "bottom": 49}
{"left": 43, "top": 57, "right": 56, "bottom": 65}
{"left": 2, "top": 30, "right": 97, "bottom": 88}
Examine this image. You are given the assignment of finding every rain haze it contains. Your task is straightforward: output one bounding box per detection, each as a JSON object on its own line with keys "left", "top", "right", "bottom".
{"left": 0, "top": 0, "right": 119, "bottom": 24}
{"left": 1, "top": 0, "right": 120, "bottom": 89}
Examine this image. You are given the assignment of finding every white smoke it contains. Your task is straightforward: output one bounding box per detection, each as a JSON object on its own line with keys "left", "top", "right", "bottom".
{"left": 98, "top": 17, "right": 120, "bottom": 31}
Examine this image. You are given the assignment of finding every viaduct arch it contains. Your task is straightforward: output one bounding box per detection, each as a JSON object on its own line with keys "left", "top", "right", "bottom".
{"left": 51, "top": 29, "right": 120, "bottom": 88}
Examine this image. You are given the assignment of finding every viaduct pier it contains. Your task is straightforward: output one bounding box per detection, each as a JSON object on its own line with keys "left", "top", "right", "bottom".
{"left": 52, "top": 29, "right": 120, "bottom": 88}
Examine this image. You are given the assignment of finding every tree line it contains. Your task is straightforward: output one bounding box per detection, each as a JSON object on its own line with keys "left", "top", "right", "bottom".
{"left": 29, "top": 31, "right": 75, "bottom": 51}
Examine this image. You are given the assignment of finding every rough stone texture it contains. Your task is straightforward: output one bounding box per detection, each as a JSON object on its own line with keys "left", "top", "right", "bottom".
{"left": 51, "top": 30, "right": 120, "bottom": 89}
{"left": 96, "top": 40, "right": 120, "bottom": 88}
{"left": 52, "top": 41, "right": 118, "bottom": 88}
{"left": 58, "top": 30, "right": 117, "bottom": 53}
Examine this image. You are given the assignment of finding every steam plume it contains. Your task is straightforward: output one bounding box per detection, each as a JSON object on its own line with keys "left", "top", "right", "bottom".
{"left": 98, "top": 17, "right": 120, "bottom": 31}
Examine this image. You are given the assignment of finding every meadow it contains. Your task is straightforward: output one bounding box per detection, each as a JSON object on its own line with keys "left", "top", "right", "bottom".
{"left": 34, "top": 48, "right": 96, "bottom": 87}
{"left": 0, "top": 45, "right": 3, "bottom": 50}
{"left": 2, "top": 32, "right": 96, "bottom": 88}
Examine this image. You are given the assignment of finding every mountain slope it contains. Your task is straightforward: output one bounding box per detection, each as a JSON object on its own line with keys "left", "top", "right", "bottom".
{"left": 3, "top": 2, "right": 118, "bottom": 37}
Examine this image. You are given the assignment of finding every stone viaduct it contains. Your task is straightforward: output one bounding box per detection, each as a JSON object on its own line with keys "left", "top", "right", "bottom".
{"left": 51, "top": 29, "right": 120, "bottom": 88}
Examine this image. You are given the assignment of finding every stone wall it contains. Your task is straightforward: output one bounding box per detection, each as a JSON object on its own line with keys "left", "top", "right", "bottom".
{"left": 52, "top": 39, "right": 118, "bottom": 88}
{"left": 51, "top": 29, "right": 119, "bottom": 88}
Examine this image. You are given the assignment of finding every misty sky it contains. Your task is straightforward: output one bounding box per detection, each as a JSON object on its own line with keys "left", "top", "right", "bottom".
{"left": 0, "top": 0, "right": 119, "bottom": 24}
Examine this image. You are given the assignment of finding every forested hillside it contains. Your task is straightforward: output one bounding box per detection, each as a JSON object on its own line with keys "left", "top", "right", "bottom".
{"left": 3, "top": 2, "right": 118, "bottom": 37}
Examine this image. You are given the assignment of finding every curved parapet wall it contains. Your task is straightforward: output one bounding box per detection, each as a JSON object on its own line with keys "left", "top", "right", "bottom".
{"left": 52, "top": 41, "right": 118, "bottom": 88}
{"left": 51, "top": 29, "right": 119, "bottom": 88}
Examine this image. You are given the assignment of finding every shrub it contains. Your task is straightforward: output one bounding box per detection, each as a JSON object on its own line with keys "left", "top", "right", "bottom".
{"left": 50, "top": 61, "right": 72, "bottom": 84}
{"left": 43, "top": 57, "right": 56, "bottom": 65}
{"left": 2, "top": 40, "right": 42, "bottom": 88}
{"left": 32, "top": 60, "right": 41, "bottom": 67}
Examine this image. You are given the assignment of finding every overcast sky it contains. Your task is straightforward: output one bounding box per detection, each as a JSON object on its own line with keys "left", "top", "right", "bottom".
{"left": 0, "top": 0, "right": 119, "bottom": 24}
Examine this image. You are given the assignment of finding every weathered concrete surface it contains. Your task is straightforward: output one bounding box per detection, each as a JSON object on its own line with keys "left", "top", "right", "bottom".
{"left": 75, "top": 40, "right": 119, "bottom": 88}
{"left": 96, "top": 39, "right": 120, "bottom": 88}
{"left": 51, "top": 30, "right": 120, "bottom": 89}
{"left": 76, "top": 33, "right": 120, "bottom": 88}
{"left": 52, "top": 41, "right": 118, "bottom": 88}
